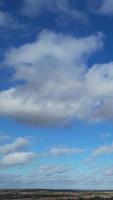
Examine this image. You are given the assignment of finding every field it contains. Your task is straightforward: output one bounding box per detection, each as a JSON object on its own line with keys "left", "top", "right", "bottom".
{"left": 0, "top": 190, "right": 113, "bottom": 200}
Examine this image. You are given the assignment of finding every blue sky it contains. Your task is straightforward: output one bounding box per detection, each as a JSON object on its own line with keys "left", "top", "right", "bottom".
{"left": 1, "top": 0, "right": 113, "bottom": 189}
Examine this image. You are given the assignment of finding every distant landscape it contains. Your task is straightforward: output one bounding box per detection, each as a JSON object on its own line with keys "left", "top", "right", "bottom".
{"left": 0, "top": 190, "right": 113, "bottom": 200}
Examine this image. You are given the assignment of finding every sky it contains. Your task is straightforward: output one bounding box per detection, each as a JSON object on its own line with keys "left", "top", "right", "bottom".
{"left": 1, "top": 0, "right": 113, "bottom": 190}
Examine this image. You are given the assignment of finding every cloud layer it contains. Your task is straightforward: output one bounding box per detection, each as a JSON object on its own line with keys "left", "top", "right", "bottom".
{"left": 0, "top": 164, "right": 112, "bottom": 189}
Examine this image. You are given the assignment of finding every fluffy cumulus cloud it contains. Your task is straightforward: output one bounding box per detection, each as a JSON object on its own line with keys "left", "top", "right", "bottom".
{"left": 1, "top": 30, "right": 113, "bottom": 126}
{"left": 22, "top": 0, "right": 87, "bottom": 22}
{"left": 1, "top": 30, "right": 109, "bottom": 126}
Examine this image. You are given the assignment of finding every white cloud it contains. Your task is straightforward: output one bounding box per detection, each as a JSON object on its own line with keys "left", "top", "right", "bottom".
{"left": 2, "top": 30, "right": 113, "bottom": 127}
{"left": 0, "top": 152, "right": 35, "bottom": 167}
{"left": 0, "top": 30, "right": 106, "bottom": 126}
{"left": 83, "top": 62, "right": 113, "bottom": 123}
{"left": 0, "top": 137, "right": 30, "bottom": 154}
{"left": 22, "top": 0, "right": 88, "bottom": 23}
{"left": 49, "top": 146, "right": 86, "bottom": 156}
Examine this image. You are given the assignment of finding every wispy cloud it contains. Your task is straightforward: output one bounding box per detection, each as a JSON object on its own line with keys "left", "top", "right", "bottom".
{"left": 97, "top": 0, "right": 113, "bottom": 16}
{"left": 0, "top": 11, "right": 14, "bottom": 27}
{"left": 93, "top": 143, "right": 113, "bottom": 157}
{"left": 88, "top": 0, "right": 113, "bottom": 16}
{"left": 22, "top": 0, "right": 88, "bottom": 23}
{"left": 48, "top": 146, "right": 86, "bottom": 156}
{"left": 0, "top": 164, "right": 112, "bottom": 189}
{"left": 0, "top": 137, "right": 37, "bottom": 168}
{"left": 0, "top": 134, "right": 11, "bottom": 141}
{"left": 85, "top": 142, "right": 113, "bottom": 163}
{"left": 0, "top": 137, "right": 30, "bottom": 154}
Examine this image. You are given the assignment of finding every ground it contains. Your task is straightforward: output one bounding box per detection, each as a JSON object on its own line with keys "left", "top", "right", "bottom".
{"left": 0, "top": 190, "right": 113, "bottom": 200}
